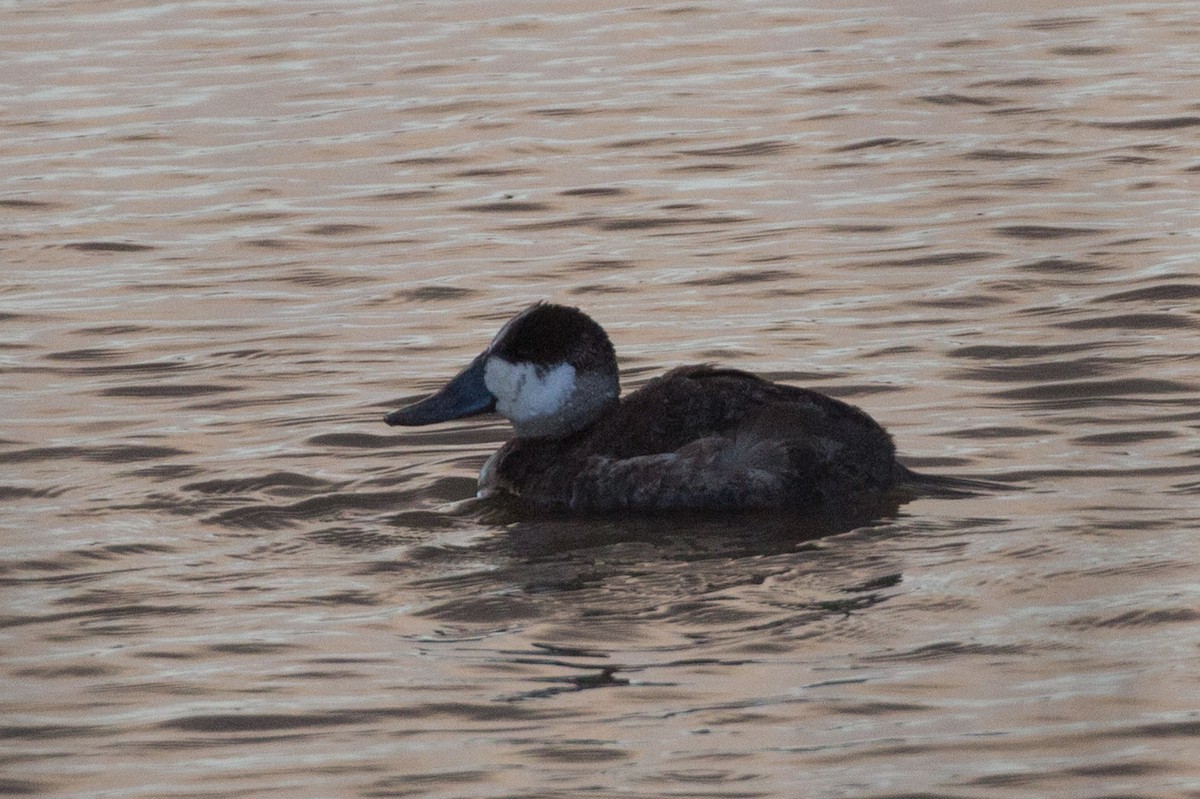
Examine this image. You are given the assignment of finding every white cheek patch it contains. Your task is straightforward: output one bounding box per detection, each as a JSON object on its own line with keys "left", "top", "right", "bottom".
{"left": 484, "top": 358, "right": 576, "bottom": 424}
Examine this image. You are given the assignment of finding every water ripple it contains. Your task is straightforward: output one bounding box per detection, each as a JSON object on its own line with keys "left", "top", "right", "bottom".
{"left": 4, "top": 1, "right": 1198, "bottom": 797}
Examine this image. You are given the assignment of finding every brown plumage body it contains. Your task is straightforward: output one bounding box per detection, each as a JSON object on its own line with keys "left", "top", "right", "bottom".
{"left": 480, "top": 364, "right": 898, "bottom": 513}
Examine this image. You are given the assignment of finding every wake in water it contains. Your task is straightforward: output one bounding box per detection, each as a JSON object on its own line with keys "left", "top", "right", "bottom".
{"left": 893, "top": 465, "right": 1019, "bottom": 499}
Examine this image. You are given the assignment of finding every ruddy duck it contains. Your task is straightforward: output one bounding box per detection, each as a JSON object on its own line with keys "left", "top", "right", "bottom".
{"left": 385, "top": 302, "right": 903, "bottom": 513}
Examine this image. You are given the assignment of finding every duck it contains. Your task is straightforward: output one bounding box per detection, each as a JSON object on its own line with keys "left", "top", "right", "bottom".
{"left": 384, "top": 302, "right": 904, "bottom": 514}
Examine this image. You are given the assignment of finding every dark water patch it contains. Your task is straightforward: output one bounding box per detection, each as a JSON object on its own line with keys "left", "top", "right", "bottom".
{"left": 0, "top": 544, "right": 168, "bottom": 577}
{"left": 221, "top": 210, "right": 295, "bottom": 224}
{"left": 521, "top": 744, "right": 628, "bottom": 762}
{"left": 1014, "top": 257, "right": 1108, "bottom": 273}
{"left": 1122, "top": 720, "right": 1200, "bottom": 739}
{"left": 303, "top": 224, "right": 375, "bottom": 236}
{"left": 208, "top": 347, "right": 274, "bottom": 360}
{"left": 0, "top": 311, "right": 47, "bottom": 324}
{"left": 970, "top": 77, "right": 1060, "bottom": 88}
{"left": 503, "top": 212, "right": 598, "bottom": 231}
{"left": 985, "top": 105, "right": 1053, "bottom": 117}
{"left": 1054, "top": 313, "right": 1196, "bottom": 330}
{"left": 0, "top": 484, "right": 68, "bottom": 500}
{"left": 55, "top": 588, "right": 138, "bottom": 607}
{"left": 991, "top": 378, "right": 1193, "bottom": 403}
{"left": 1097, "top": 283, "right": 1200, "bottom": 303}
{"left": 184, "top": 471, "right": 341, "bottom": 496}
{"left": 99, "top": 383, "right": 235, "bottom": 398}
{"left": 598, "top": 214, "right": 741, "bottom": 231}
{"left": 454, "top": 167, "right": 534, "bottom": 177}
{"left": 363, "top": 771, "right": 490, "bottom": 796}
{"left": 942, "top": 426, "right": 1049, "bottom": 439}
{"left": 0, "top": 602, "right": 202, "bottom": 630}
{"left": 607, "top": 135, "right": 679, "bottom": 149}
{"left": 920, "top": 93, "right": 1007, "bottom": 106}
{"left": 815, "top": 383, "right": 904, "bottom": 399}
{"left": 858, "top": 250, "right": 995, "bottom": 269}
{"left": 1065, "top": 761, "right": 1173, "bottom": 779}
{"left": 273, "top": 267, "right": 377, "bottom": 287}
{"left": 0, "top": 778, "right": 48, "bottom": 795}
{"left": 1022, "top": 16, "right": 1097, "bottom": 30}
{"left": 994, "top": 224, "right": 1103, "bottom": 239}
{"left": 824, "top": 223, "right": 894, "bottom": 233}
{"left": 1106, "top": 154, "right": 1159, "bottom": 165}
{"left": 664, "top": 162, "right": 740, "bottom": 173}
{"left": 459, "top": 201, "right": 551, "bottom": 213}
{"left": 306, "top": 525, "right": 407, "bottom": 550}
{"left": 569, "top": 283, "right": 631, "bottom": 295}
{"left": 530, "top": 105, "right": 607, "bottom": 117}
{"left": 949, "top": 357, "right": 1120, "bottom": 383}
{"left": 205, "top": 490, "right": 420, "bottom": 530}
{"left": 966, "top": 148, "right": 1059, "bottom": 161}
{"left": 73, "top": 324, "right": 154, "bottom": 335}
{"left": 63, "top": 241, "right": 156, "bottom": 252}
{"left": 0, "top": 723, "right": 99, "bottom": 740}
{"left": 91, "top": 542, "right": 177, "bottom": 559}
{"left": 1060, "top": 607, "right": 1200, "bottom": 629}
{"left": 208, "top": 642, "right": 299, "bottom": 655}
{"left": 46, "top": 357, "right": 192, "bottom": 378}
{"left": 12, "top": 663, "right": 115, "bottom": 678}
{"left": 867, "top": 641, "right": 1036, "bottom": 662}
{"left": 805, "top": 81, "right": 887, "bottom": 95}
{"left": 866, "top": 344, "right": 922, "bottom": 357}
{"left": 570, "top": 258, "right": 636, "bottom": 271}
{"left": 368, "top": 188, "right": 438, "bottom": 201}
{"left": 187, "top": 391, "right": 334, "bottom": 412}
{"left": 559, "top": 187, "right": 627, "bottom": 197}
{"left": 244, "top": 238, "right": 297, "bottom": 249}
{"left": 939, "top": 37, "right": 991, "bottom": 48}
{"left": 398, "top": 284, "right": 477, "bottom": 299}
{"left": 0, "top": 198, "right": 58, "bottom": 209}
{"left": 913, "top": 294, "right": 1009, "bottom": 310}
{"left": 682, "top": 268, "right": 791, "bottom": 287}
{"left": 390, "top": 155, "right": 456, "bottom": 166}
{"left": 998, "top": 463, "right": 1200, "bottom": 485}
{"left": 1106, "top": 236, "right": 1158, "bottom": 247}
{"left": 676, "top": 139, "right": 792, "bottom": 157}
{"left": 308, "top": 432, "right": 400, "bottom": 449}
{"left": 375, "top": 423, "right": 505, "bottom": 448}
{"left": 4, "top": 444, "right": 190, "bottom": 464}
{"left": 161, "top": 701, "right": 557, "bottom": 733}
{"left": 385, "top": 509, "right": 463, "bottom": 531}
{"left": 993, "top": 176, "right": 1062, "bottom": 189}
{"left": 42, "top": 347, "right": 124, "bottom": 362}
{"left": 1050, "top": 45, "right": 1121, "bottom": 56}
{"left": 160, "top": 711, "right": 363, "bottom": 734}
{"left": 833, "top": 137, "right": 921, "bottom": 152}
{"left": 1071, "top": 430, "right": 1178, "bottom": 446}
{"left": 1089, "top": 116, "right": 1200, "bottom": 130}
{"left": 829, "top": 700, "right": 933, "bottom": 715}
{"left": 424, "top": 475, "right": 480, "bottom": 502}
{"left": 415, "top": 593, "right": 540, "bottom": 623}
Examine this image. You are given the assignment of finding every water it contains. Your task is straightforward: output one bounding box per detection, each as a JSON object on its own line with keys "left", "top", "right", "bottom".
{"left": 3, "top": 1, "right": 1199, "bottom": 796}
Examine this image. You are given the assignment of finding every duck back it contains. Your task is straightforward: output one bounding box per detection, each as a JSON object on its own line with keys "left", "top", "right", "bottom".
{"left": 481, "top": 366, "right": 897, "bottom": 513}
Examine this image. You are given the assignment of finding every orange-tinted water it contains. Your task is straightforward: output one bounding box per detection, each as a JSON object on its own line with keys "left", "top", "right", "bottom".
{"left": 3, "top": 1, "right": 1199, "bottom": 797}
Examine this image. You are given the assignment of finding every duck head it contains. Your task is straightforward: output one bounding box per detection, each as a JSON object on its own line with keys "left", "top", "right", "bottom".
{"left": 384, "top": 302, "right": 619, "bottom": 438}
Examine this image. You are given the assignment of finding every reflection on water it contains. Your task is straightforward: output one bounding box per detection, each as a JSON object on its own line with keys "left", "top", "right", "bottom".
{"left": 3, "top": 0, "right": 1199, "bottom": 797}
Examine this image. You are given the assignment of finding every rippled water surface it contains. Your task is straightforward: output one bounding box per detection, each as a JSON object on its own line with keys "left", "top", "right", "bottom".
{"left": 4, "top": 1, "right": 1200, "bottom": 797}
